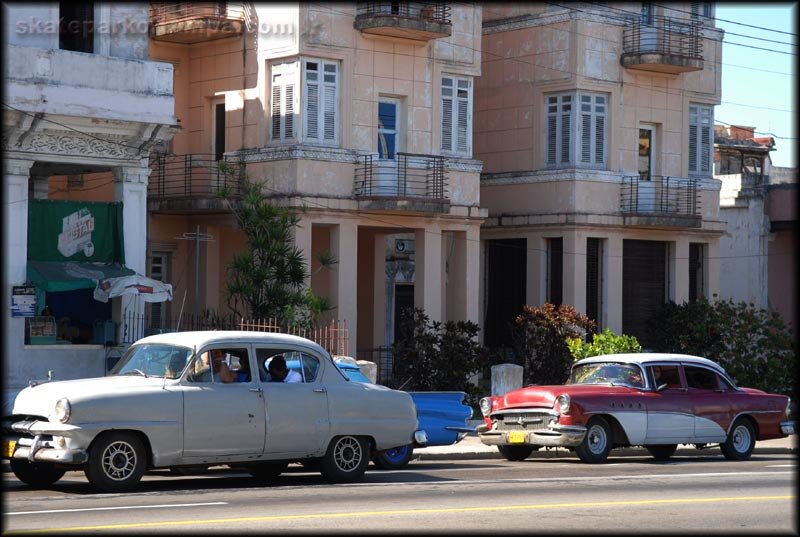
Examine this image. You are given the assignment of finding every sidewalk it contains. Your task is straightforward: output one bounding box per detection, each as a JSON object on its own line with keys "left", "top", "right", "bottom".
{"left": 414, "top": 422, "right": 798, "bottom": 461}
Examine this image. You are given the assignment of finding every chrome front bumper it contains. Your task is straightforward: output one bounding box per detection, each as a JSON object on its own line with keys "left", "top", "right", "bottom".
{"left": 477, "top": 424, "right": 587, "bottom": 448}
{"left": 780, "top": 420, "right": 796, "bottom": 435}
{"left": 10, "top": 435, "right": 87, "bottom": 465}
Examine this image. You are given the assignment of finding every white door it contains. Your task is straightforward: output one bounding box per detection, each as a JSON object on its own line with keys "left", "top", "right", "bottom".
{"left": 376, "top": 98, "right": 400, "bottom": 195}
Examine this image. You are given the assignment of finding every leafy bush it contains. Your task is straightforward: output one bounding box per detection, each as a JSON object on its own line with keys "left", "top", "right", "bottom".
{"left": 392, "top": 308, "right": 491, "bottom": 404}
{"left": 567, "top": 328, "right": 642, "bottom": 360}
{"left": 647, "top": 297, "right": 796, "bottom": 396}
{"left": 510, "top": 303, "right": 595, "bottom": 386}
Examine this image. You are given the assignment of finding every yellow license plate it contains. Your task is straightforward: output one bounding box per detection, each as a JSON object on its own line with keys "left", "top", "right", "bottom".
{"left": 3, "top": 440, "right": 16, "bottom": 458}
{"left": 508, "top": 431, "right": 526, "bottom": 444}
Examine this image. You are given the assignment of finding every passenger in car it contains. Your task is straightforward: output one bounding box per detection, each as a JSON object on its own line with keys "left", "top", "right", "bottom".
{"left": 268, "top": 355, "right": 302, "bottom": 383}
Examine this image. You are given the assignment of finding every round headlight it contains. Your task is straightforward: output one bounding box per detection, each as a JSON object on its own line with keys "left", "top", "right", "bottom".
{"left": 53, "top": 398, "right": 71, "bottom": 423}
{"left": 479, "top": 397, "right": 492, "bottom": 416}
{"left": 556, "top": 394, "right": 571, "bottom": 414}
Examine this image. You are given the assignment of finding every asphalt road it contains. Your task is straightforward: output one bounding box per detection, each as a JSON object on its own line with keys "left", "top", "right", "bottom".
{"left": 3, "top": 454, "right": 796, "bottom": 534}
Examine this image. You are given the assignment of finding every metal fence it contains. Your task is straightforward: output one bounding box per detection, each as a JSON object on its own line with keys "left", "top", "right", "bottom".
{"left": 148, "top": 154, "right": 243, "bottom": 200}
{"left": 355, "top": 1, "right": 450, "bottom": 24}
{"left": 354, "top": 153, "right": 446, "bottom": 199}
{"left": 357, "top": 346, "right": 396, "bottom": 386}
{"left": 622, "top": 15, "right": 703, "bottom": 59}
{"left": 119, "top": 312, "right": 349, "bottom": 356}
{"left": 620, "top": 176, "right": 699, "bottom": 217}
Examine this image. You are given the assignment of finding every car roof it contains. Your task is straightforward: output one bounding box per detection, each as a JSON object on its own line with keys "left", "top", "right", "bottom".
{"left": 134, "top": 330, "right": 328, "bottom": 355}
{"left": 574, "top": 353, "right": 726, "bottom": 374}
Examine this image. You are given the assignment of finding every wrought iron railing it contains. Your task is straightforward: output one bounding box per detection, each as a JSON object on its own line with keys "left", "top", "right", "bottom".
{"left": 149, "top": 2, "right": 248, "bottom": 26}
{"left": 354, "top": 152, "right": 447, "bottom": 199}
{"left": 620, "top": 176, "right": 699, "bottom": 217}
{"left": 148, "top": 154, "right": 243, "bottom": 200}
{"left": 622, "top": 15, "right": 703, "bottom": 59}
{"left": 355, "top": 1, "right": 451, "bottom": 25}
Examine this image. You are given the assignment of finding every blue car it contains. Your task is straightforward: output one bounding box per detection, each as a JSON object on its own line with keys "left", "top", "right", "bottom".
{"left": 334, "top": 358, "right": 475, "bottom": 469}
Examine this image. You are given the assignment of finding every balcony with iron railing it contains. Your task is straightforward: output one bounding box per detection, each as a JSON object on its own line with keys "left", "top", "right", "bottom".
{"left": 621, "top": 15, "right": 703, "bottom": 74}
{"left": 354, "top": 153, "right": 449, "bottom": 212}
{"left": 149, "top": 2, "right": 253, "bottom": 44}
{"left": 354, "top": 2, "right": 451, "bottom": 41}
{"left": 148, "top": 153, "right": 243, "bottom": 213}
{"left": 620, "top": 176, "right": 701, "bottom": 227}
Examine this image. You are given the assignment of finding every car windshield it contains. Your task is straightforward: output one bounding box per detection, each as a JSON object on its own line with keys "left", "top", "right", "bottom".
{"left": 110, "top": 343, "right": 194, "bottom": 380}
{"left": 567, "top": 362, "right": 645, "bottom": 388}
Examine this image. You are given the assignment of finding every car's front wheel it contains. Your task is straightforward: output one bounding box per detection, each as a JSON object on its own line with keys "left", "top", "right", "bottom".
{"left": 576, "top": 416, "right": 612, "bottom": 463}
{"left": 497, "top": 444, "right": 536, "bottom": 461}
{"left": 372, "top": 444, "right": 414, "bottom": 469}
{"left": 720, "top": 418, "right": 756, "bottom": 460}
{"left": 84, "top": 431, "right": 147, "bottom": 492}
{"left": 10, "top": 459, "right": 66, "bottom": 487}
{"left": 646, "top": 444, "right": 678, "bottom": 461}
{"left": 320, "top": 435, "right": 369, "bottom": 483}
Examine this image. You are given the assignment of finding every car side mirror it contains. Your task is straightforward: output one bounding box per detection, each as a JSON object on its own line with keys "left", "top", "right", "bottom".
{"left": 225, "top": 354, "right": 241, "bottom": 372}
{"left": 656, "top": 383, "right": 668, "bottom": 392}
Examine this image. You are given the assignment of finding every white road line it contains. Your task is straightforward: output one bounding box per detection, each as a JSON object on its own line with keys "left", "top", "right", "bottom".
{"left": 7, "top": 502, "right": 227, "bottom": 516}
{"left": 766, "top": 464, "right": 795, "bottom": 468}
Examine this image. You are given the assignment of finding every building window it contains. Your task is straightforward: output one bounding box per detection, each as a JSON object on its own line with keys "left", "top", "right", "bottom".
{"left": 270, "top": 62, "right": 297, "bottom": 142}
{"left": 689, "top": 243, "right": 705, "bottom": 302}
{"left": 690, "top": 1, "right": 712, "bottom": 19}
{"left": 689, "top": 104, "right": 713, "bottom": 176}
{"left": 441, "top": 75, "right": 472, "bottom": 156}
{"left": 304, "top": 59, "right": 339, "bottom": 145}
{"left": 547, "top": 237, "right": 563, "bottom": 306}
{"left": 60, "top": 1, "right": 94, "bottom": 53}
{"left": 212, "top": 99, "right": 225, "bottom": 161}
{"left": 586, "top": 237, "right": 604, "bottom": 330}
{"left": 545, "top": 91, "right": 607, "bottom": 169}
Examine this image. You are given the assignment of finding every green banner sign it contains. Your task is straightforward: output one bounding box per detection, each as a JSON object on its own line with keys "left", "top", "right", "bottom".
{"left": 27, "top": 200, "right": 125, "bottom": 263}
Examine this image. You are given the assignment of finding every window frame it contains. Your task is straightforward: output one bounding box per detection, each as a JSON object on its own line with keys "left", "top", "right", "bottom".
{"left": 270, "top": 61, "right": 299, "bottom": 144}
{"left": 545, "top": 90, "right": 608, "bottom": 170}
{"left": 440, "top": 74, "right": 473, "bottom": 157}
{"left": 688, "top": 103, "right": 714, "bottom": 177}
{"left": 302, "top": 58, "right": 340, "bottom": 147}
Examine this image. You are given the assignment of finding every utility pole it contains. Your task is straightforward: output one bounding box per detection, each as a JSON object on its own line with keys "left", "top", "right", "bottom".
{"left": 174, "top": 225, "right": 214, "bottom": 322}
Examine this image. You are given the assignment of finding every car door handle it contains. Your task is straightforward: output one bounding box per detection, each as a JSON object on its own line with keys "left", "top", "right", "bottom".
{"left": 249, "top": 387, "right": 262, "bottom": 393}
{"left": 313, "top": 388, "right": 326, "bottom": 393}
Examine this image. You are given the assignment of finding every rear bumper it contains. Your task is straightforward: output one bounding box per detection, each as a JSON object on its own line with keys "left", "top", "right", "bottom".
{"left": 478, "top": 424, "right": 587, "bottom": 448}
{"left": 780, "top": 420, "right": 795, "bottom": 435}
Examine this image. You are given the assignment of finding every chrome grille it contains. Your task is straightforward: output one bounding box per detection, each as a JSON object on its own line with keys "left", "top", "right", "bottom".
{"left": 494, "top": 412, "right": 552, "bottom": 432}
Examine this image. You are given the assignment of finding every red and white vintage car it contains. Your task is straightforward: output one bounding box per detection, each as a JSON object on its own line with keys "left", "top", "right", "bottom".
{"left": 477, "top": 354, "right": 794, "bottom": 463}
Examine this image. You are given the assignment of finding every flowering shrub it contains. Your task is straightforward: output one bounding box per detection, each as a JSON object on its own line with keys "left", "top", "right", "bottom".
{"left": 647, "top": 297, "right": 795, "bottom": 396}
{"left": 510, "top": 303, "right": 595, "bottom": 386}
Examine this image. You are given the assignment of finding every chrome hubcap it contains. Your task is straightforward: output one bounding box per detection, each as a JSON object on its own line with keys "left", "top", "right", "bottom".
{"left": 732, "top": 425, "right": 751, "bottom": 453}
{"left": 101, "top": 440, "right": 137, "bottom": 481}
{"left": 333, "top": 437, "right": 362, "bottom": 472}
{"left": 587, "top": 424, "right": 607, "bottom": 454}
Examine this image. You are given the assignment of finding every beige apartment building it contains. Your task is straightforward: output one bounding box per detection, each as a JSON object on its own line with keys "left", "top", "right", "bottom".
{"left": 475, "top": 2, "right": 726, "bottom": 347}
{"left": 146, "top": 2, "right": 486, "bottom": 365}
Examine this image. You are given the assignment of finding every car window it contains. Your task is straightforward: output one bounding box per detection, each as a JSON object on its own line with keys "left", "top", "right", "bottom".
{"left": 256, "top": 349, "right": 308, "bottom": 383}
{"left": 111, "top": 343, "right": 194, "bottom": 379}
{"left": 647, "top": 364, "right": 681, "bottom": 389}
{"left": 684, "top": 365, "right": 719, "bottom": 390}
{"left": 567, "top": 363, "right": 644, "bottom": 387}
{"left": 187, "top": 347, "right": 250, "bottom": 384}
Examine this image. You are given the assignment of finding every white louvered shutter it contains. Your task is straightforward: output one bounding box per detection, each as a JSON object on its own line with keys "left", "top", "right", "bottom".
{"left": 688, "top": 104, "right": 712, "bottom": 175}
{"left": 304, "top": 59, "right": 338, "bottom": 145}
{"left": 594, "top": 96, "right": 605, "bottom": 166}
{"left": 441, "top": 77, "right": 453, "bottom": 151}
{"left": 546, "top": 96, "right": 558, "bottom": 165}
{"left": 305, "top": 61, "right": 320, "bottom": 140}
{"left": 700, "top": 106, "right": 712, "bottom": 173}
{"left": 270, "top": 62, "right": 297, "bottom": 142}
{"left": 456, "top": 78, "right": 471, "bottom": 153}
{"left": 560, "top": 95, "right": 571, "bottom": 164}
{"left": 323, "top": 62, "right": 337, "bottom": 143}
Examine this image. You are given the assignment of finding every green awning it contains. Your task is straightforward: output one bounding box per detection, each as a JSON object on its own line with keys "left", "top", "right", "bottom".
{"left": 27, "top": 261, "right": 135, "bottom": 293}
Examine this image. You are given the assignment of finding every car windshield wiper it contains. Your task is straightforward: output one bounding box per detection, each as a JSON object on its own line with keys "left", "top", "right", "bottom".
{"left": 121, "top": 369, "right": 149, "bottom": 378}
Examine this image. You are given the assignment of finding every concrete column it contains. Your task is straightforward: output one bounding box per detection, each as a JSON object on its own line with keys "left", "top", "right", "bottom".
{"left": 707, "top": 238, "right": 721, "bottom": 303}
{"left": 415, "top": 225, "right": 443, "bottom": 322}
{"left": 373, "top": 233, "right": 386, "bottom": 348}
{"left": 491, "top": 363, "right": 523, "bottom": 395}
{"left": 331, "top": 221, "right": 358, "bottom": 355}
{"left": 293, "top": 216, "right": 313, "bottom": 288}
{"left": 3, "top": 159, "right": 33, "bottom": 398}
{"left": 114, "top": 166, "right": 149, "bottom": 340}
{"left": 672, "top": 236, "right": 690, "bottom": 304}
{"left": 562, "top": 228, "right": 586, "bottom": 312}
{"left": 525, "top": 232, "right": 544, "bottom": 307}
{"left": 606, "top": 235, "right": 623, "bottom": 334}
{"left": 465, "top": 226, "right": 480, "bottom": 324}
{"left": 478, "top": 235, "right": 486, "bottom": 343}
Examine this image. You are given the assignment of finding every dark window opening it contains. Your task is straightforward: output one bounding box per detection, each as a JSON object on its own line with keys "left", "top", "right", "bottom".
{"left": 393, "top": 283, "right": 415, "bottom": 344}
{"left": 547, "top": 237, "right": 563, "bottom": 306}
{"left": 485, "top": 239, "right": 526, "bottom": 348}
{"left": 60, "top": 1, "right": 94, "bottom": 53}
{"left": 622, "top": 239, "right": 668, "bottom": 347}
{"left": 689, "top": 243, "right": 704, "bottom": 303}
{"left": 586, "top": 238, "right": 603, "bottom": 330}
{"left": 214, "top": 103, "right": 226, "bottom": 161}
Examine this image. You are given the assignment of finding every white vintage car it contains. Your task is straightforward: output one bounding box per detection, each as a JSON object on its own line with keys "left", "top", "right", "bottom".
{"left": 3, "top": 331, "right": 424, "bottom": 492}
